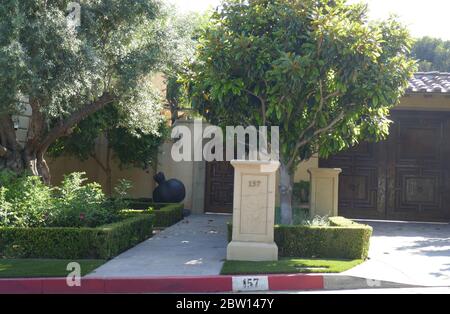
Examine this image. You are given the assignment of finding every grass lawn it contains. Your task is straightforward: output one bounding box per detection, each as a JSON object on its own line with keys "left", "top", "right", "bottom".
{"left": 221, "top": 258, "right": 363, "bottom": 275}
{"left": 0, "top": 259, "right": 105, "bottom": 278}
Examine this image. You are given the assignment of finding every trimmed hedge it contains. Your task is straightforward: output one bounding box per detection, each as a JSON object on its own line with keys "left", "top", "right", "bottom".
{"left": 227, "top": 217, "right": 372, "bottom": 260}
{"left": 149, "top": 203, "right": 184, "bottom": 228}
{"left": 0, "top": 214, "right": 153, "bottom": 259}
{"left": 121, "top": 203, "right": 184, "bottom": 228}
{"left": 125, "top": 198, "right": 154, "bottom": 210}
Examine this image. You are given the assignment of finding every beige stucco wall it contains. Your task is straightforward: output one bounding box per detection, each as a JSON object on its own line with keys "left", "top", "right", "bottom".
{"left": 48, "top": 137, "right": 156, "bottom": 198}
{"left": 157, "top": 119, "right": 208, "bottom": 213}
{"left": 151, "top": 73, "right": 166, "bottom": 96}
{"left": 294, "top": 155, "right": 319, "bottom": 182}
{"left": 395, "top": 94, "right": 450, "bottom": 111}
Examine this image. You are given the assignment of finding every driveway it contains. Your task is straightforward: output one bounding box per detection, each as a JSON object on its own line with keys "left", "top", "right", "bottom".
{"left": 87, "top": 214, "right": 230, "bottom": 277}
{"left": 344, "top": 221, "right": 450, "bottom": 287}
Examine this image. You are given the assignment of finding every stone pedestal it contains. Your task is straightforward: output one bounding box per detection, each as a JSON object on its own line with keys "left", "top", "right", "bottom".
{"left": 227, "top": 160, "right": 280, "bottom": 261}
{"left": 308, "top": 168, "right": 342, "bottom": 218}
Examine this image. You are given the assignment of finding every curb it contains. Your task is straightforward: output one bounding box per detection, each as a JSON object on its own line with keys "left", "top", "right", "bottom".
{"left": 0, "top": 274, "right": 416, "bottom": 294}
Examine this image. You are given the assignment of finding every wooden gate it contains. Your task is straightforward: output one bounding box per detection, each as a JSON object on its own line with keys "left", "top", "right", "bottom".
{"left": 204, "top": 160, "right": 234, "bottom": 213}
{"left": 320, "top": 110, "right": 450, "bottom": 221}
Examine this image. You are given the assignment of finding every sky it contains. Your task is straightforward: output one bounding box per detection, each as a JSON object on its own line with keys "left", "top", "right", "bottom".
{"left": 167, "top": 0, "right": 450, "bottom": 40}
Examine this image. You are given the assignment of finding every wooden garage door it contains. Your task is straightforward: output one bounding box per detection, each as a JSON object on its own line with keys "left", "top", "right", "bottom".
{"left": 320, "top": 110, "right": 450, "bottom": 222}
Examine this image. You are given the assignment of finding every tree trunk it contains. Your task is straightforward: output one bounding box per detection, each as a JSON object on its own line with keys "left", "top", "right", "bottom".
{"left": 279, "top": 162, "right": 294, "bottom": 225}
{"left": 1, "top": 93, "right": 115, "bottom": 183}
{"left": 0, "top": 114, "right": 51, "bottom": 183}
{"left": 22, "top": 150, "right": 51, "bottom": 184}
{"left": 90, "top": 136, "right": 113, "bottom": 196}
{"left": 105, "top": 142, "right": 112, "bottom": 196}
{"left": 0, "top": 114, "right": 25, "bottom": 174}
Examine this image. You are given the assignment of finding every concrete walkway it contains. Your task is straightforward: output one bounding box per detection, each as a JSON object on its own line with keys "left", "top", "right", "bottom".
{"left": 344, "top": 221, "right": 450, "bottom": 287}
{"left": 88, "top": 214, "right": 230, "bottom": 277}
{"left": 88, "top": 214, "right": 450, "bottom": 288}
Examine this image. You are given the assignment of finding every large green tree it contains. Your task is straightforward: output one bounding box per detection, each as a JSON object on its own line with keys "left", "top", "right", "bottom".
{"left": 185, "top": 0, "right": 416, "bottom": 224}
{"left": 0, "top": 0, "right": 170, "bottom": 183}
{"left": 48, "top": 104, "right": 166, "bottom": 195}
{"left": 412, "top": 36, "right": 450, "bottom": 72}
{"left": 164, "top": 10, "right": 209, "bottom": 124}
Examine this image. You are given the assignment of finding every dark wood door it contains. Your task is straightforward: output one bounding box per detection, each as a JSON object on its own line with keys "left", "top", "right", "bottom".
{"left": 385, "top": 111, "right": 450, "bottom": 221}
{"left": 320, "top": 141, "right": 387, "bottom": 219}
{"left": 320, "top": 110, "right": 450, "bottom": 222}
{"left": 204, "top": 160, "right": 234, "bottom": 213}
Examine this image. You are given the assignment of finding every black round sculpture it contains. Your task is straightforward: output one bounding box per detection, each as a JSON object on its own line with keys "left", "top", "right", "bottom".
{"left": 152, "top": 172, "right": 186, "bottom": 203}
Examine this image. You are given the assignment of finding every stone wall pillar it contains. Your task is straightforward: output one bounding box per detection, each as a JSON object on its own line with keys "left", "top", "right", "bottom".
{"left": 227, "top": 160, "right": 280, "bottom": 261}
{"left": 308, "top": 168, "right": 342, "bottom": 218}
{"left": 157, "top": 119, "right": 208, "bottom": 214}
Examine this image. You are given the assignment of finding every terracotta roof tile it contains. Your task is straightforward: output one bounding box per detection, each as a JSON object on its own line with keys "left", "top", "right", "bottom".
{"left": 407, "top": 72, "right": 450, "bottom": 94}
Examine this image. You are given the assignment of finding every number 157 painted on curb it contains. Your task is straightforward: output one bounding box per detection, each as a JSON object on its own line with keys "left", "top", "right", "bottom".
{"left": 232, "top": 276, "right": 269, "bottom": 292}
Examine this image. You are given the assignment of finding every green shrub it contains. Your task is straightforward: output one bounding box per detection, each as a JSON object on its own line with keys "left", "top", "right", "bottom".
{"left": 227, "top": 217, "right": 372, "bottom": 260}
{"left": 275, "top": 207, "right": 309, "bottom": 225}
{"left": 98, "top": 214, "right": 154, "bottom": 258}
{"left": 0, "top": 214, "right": 154, "bottom": 259}
{"left": 107, "top": 179, "right": 133, "bottom": 211}
{"left": 0, "top": 171, "right": 132, "bottom": 228}
{"left": 0, "top": 172, "right": 54, "bottom": 228}
{"left": 51, "top": 172, "right": 118, "bottom": 228}
{"left": 148, "top": 203, "right": 184, "bottom": 228}
{"left": 120, "top": 203, "right": 184, "bottom": 228}
{"left": 0, "top": 187, "right": 14, "bottom": 226}
{"left": 125, "top": 198, "right": 154, "bottom": 210}
{"left": 293, "top": 181, "right": 310, "bottom": 204}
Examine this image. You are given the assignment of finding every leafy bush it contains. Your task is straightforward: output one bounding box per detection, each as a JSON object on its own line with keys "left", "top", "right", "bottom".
{"left": 109, "top": 179, "right": 133, "bottom": 211}
{"left": 0, "top": 214, "right": 154, "bottom": 259}
{"left": 293, "top": 181, "right": 310, "bottom": 204}
{"left": 0, "top": 171, "right": 132, "bottom": 228}
{"left": 50, "top": 173, "right": 114, "bottom": 228}
{"left": 0, "top": 172, "right": 53, "bottom": 228}
{"left": 227, "top": 217, "right": 372, "bottom": 260}
{"left": 0, "top": 187, "right": 14, "bottom": 227}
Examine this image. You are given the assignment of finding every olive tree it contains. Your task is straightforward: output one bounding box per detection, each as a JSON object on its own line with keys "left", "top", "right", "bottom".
{"left": 48, "top": 104, "right": 167, "bottom": 195}
{"left": 0, "top": 0, "right": 170, "bottom": 183}
{"left": 185, "top": 0, "right": 416, "bottom": 224}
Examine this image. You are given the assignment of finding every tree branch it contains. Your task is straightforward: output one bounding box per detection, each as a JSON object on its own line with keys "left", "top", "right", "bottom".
{"left": 90, "top": 152, "right": 107, "bottom": 173}
{"left": 292, "top": 80, "right": 326, "bottom": 147}
{"left": 244, "top": 89, "right": 267, "bottom": 125}
{"left": 287, "top": 110, "right": 346, "bottom": 168}
{"left": 25, "top": 98, "right": 46, "bottom": 154}
{"left": 38, "top": 93, "right": 116, "bottom": 154}
{"left": 324, "top": 91, "right": 342, "bottom": 101}
{"left": 286, "top": 81, "right": 344, "bottom": 168}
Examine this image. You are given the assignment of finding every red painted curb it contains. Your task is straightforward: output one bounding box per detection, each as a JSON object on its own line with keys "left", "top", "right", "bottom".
{"left": 0, "top": 278, "right": 42, "bottom": 294}
{"left": 104, "top": 276, "right": 233, "bottom": 293}
{"left": 0, "top": 274, "right": 325, "bottom": 294}
{"left": 268, "top": 274, "right": 324, "bottom": 291}
{"left": 42, "top": 278, "right": 105, "bottom": 294}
